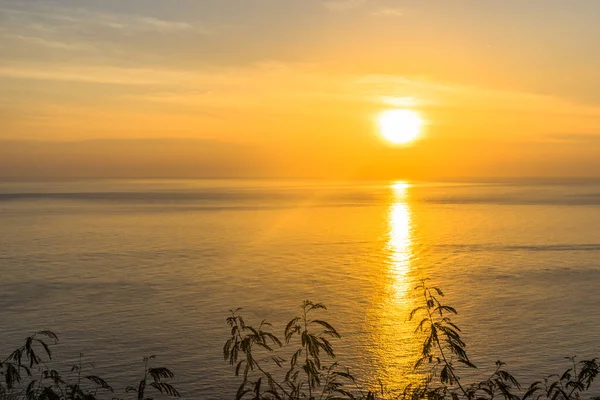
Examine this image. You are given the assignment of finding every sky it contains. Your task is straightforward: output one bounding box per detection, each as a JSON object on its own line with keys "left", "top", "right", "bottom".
{"left": 1, "top": 0, "right": 600, "bottom": 180}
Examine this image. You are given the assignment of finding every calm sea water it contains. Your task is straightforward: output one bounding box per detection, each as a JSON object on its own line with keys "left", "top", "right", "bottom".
{"left": 1, "top": 180, "right": 600, "bottom": 398}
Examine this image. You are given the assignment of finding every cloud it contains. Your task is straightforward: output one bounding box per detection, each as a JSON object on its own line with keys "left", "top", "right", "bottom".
{"left": 129, "top": 16, "right": 194, "bottom": 32}
{"left": 2, "top": 55, "right": 600, "bottom": 151}
{"left": 0, "top": 64, "right": 190, "bottom": 85}
{"left": 323, "top": 0, "right": 366, "bottom": 11}
{"left": 0, "top": 4, "right": 208, "bottom": 35}
{"left": 544, "top": 134, "right": 600, "bottom": 144}
{"left": 2, "top": 34, "right": 94, "bottom": 51}
{"left": 0, "top": 139, "right": 276, "bottom": 180}
{"left": 0, "top": 3, "right": 214, "bottom": 77}
{"left": 4, "top": 58, "right": 600, "bottom": 120}
{"left": 93, "top": 15, "right": 198, "bottom": 33}
{"left": 355, "top": 74, "right": 600, "bottom": 117}
{"left": 371, "top": 8, "right": 404, "bottom": 17}
{"left": 323, "top": 0, "right": 403, "bottom": 16}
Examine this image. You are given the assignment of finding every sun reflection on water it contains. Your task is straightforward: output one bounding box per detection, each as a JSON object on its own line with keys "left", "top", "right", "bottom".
{"left": 389, "top": 202, "right": 411, "bottom": 300}
{"left": 386, "top": 181, "right": 413, "bottom": 302}
{"left": 365, "top": 181, "right": 424, "bottom": 392}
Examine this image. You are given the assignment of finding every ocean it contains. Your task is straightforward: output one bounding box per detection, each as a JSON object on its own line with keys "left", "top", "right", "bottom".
{"left": 1, "top": 180, "right": 600, "bottom": 398}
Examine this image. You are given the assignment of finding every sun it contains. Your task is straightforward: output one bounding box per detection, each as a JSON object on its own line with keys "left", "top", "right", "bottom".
{"left": 378, "top": 109, "right": 423, "bottom": 145}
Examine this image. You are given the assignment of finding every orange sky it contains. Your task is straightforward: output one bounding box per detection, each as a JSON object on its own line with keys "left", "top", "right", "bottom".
{"left": 1, "top": 0, "right": 600, "bottom": 180}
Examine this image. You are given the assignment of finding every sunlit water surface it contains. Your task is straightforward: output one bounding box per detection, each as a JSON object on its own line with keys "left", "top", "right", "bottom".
{"left": 1, "top": 180, "right": 600, "bottom": 398}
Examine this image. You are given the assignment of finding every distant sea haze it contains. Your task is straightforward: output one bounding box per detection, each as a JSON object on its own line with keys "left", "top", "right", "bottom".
{"left": 1, "top": 180, "right": 600, "bottom": 398}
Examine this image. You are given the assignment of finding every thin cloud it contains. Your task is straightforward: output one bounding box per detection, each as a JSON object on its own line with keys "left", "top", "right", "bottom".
{"left": 4, "top": 59, "right": 600, "bottom": 121}
{"left": 544, "top": 134, "right": 600, "bottom": 144}
{"left": 0, "top": 64, "right": 192, "bottom": 85}
{"left": 3, "top": 34, "right": 94, "bottom": 51}
{"left": 132, "top": 16, "right": 195, "bottom": 32}
{"left": 0, "top": 4, "right": 208, "bottom": 34}
{"left": 323, "top": 0, "right": 366, "bottom": 11}
{"left": 372, "top": 8, "right": 404, "bottom": 17}
{"left": 356, "top": 74, "right": 600, "bottom": 117}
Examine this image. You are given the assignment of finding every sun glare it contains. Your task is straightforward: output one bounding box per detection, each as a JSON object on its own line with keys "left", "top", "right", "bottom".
{"left": 378, "top": 109, "right": 423, "bottom": 145}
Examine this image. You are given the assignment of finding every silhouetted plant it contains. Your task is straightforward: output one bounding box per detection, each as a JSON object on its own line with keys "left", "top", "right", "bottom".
{"left": 225, "top": 281, "right": 600, "bottom": 400}
{"left": 403, "top": 280, "right": 600, "bottom": 400}
{"left": 0, "top": 333, "right": 179, "bottom": 400}
{"left": 124, "top": 356, "right": 180, "bottom": 400}
{"left": 1, "top": 331, "right": 58, "bottom": 395}
{"left": 409, "top": 280, "right": 476, "bottom": 398}
{"left": 63, "top": 353, "right": 114, "bottom": 400}
{"left": 223, "top": 300, "right": 357, "bottom": 399}
{"left": 0, "top": 331, "right": 114, "bottom": 400}
{"left": 2, "top": 281, "right": 598, "bottom": 400}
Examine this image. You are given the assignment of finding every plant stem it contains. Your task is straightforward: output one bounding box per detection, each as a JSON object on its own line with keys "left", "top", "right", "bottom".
{"left": 424, "top": 288, "right": 470, "bottom": 400}
{"left": 255, "top": 360, "right": 293, "bottom": 399}
{"left": 303, "top": 305, "right": 313, "bottom": 400}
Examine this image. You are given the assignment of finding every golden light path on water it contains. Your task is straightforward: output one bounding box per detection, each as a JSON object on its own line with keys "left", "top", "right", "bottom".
{"left": 389, "top": 182, "right": 412, "bottom": 300}
{"left": 365, "top": 181, "right": 424, "bottom": 392}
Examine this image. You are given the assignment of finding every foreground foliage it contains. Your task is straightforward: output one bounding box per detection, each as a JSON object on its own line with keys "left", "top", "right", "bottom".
{"left": 224, "top": 300, "right": 356, "bottom": 400}
{"left": 0, "top": 334, "right": 179, "bottom": 400}
{"left": 224, "top": 281, "right": 600, "bottom": 400}
{"left": 3, "top": 281, "right": 599, "bottom": 400}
